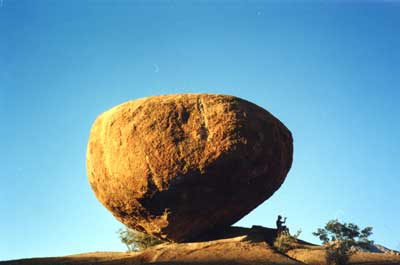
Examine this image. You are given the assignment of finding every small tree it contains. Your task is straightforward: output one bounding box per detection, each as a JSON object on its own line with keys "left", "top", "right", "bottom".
{"left": 117, "top": 227, "right": 164, "bottom": 252}
{"left": 313, "top": 219, "right": 373, "bottom": 265}
{"left": 274, "top": 230, "right": 302, "bottom": 253}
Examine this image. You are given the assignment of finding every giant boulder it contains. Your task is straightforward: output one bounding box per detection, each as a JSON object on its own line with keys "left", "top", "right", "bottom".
{"left": 86, "top": 94, "right": 293, "bottom": 242}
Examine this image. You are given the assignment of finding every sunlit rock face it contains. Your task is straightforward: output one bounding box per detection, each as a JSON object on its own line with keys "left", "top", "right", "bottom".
{"left": 86, "top": 94, "right": 293, "bottom": 242}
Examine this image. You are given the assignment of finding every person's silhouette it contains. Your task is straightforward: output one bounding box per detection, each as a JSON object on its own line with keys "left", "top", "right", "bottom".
{"left": 276, "top": 215, "right": 289, "bottom": 235}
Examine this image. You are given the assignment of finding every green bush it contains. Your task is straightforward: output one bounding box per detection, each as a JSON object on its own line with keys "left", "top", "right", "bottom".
{"left": 325, "top": 242, "right": 352, "bottom": 265}
{"left": 117, "top": 227, "right": 165, "bottom": 252}
{"left": 313, "top": 219, "right": 373, "bottom": 265}
{"left": 273, "top": 230, "right": 302, "bottom": 253}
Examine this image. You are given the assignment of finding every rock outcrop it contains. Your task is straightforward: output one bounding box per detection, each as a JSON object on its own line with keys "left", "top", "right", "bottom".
{"left": 86, "top": 94, "right": 293, "bottom": 241}
{"left": 5, "top": 227, "right": 400, "bottom": 265}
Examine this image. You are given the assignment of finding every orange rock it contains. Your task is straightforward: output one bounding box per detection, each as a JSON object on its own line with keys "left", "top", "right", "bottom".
{"left": 86, "top": 94, "right": 293, "bottom": 242}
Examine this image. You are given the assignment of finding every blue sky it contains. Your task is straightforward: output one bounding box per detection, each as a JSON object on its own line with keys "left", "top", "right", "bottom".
{"left": 1, "top": 0, "right": 399, "bottom": 261}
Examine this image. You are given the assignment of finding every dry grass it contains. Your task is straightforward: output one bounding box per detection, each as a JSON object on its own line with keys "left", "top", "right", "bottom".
{"left": 287, "top": 246, "right": 400, "bottom": 265}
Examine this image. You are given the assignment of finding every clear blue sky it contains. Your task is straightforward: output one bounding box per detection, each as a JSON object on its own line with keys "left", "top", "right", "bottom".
{"left": 1, "top": 0, "right": 399, "bottom": 261}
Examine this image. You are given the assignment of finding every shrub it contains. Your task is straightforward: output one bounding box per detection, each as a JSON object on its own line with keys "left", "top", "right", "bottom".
{"left": 117, "top": 227, "right": 165, "bottom": 252}
{"left": 325, "top": 242, "right": 352, "bottom": 265}
{"left": 313, "top": 219, "right": 373, "bottom": 265}
{"left": 274, "top": 229, "right": 302, "bottom": 253}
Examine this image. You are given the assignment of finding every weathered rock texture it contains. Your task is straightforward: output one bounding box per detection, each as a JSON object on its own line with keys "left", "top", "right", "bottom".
{"left": 86, "top": 94, "right": 293, "bottom": 242}
{"left": 5, "top": 227, "right": 400, "bottom": 265}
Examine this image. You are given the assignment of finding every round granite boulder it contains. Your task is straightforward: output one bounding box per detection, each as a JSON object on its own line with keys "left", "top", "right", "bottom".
{"left": 86, "top": 94, "right": 293, "bottom": 242}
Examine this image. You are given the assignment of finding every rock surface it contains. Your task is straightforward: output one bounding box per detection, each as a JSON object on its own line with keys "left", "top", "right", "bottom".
{"left": 3, "top": 227, "right": 400, "bottom": 265}
{"left": 86, "top": 94, "right": 293, "bottom": 241}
